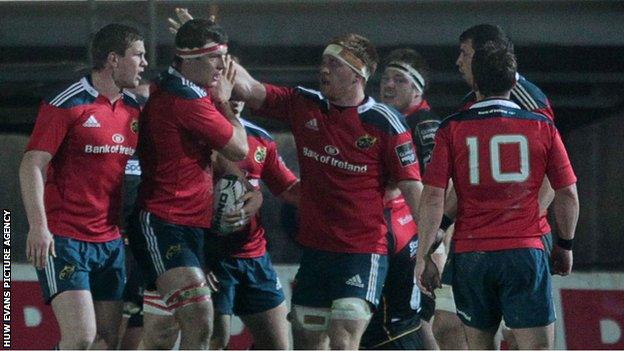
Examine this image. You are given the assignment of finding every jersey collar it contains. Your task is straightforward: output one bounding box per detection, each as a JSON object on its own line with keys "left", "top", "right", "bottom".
{"left": 81, "top": 76, "right": 99, "bottom": 98}
{"left": 357, "top": 96, "right": 376, "bottom": 114}
{"left": 470, "top": 98, "right": 521, "bottom": 110}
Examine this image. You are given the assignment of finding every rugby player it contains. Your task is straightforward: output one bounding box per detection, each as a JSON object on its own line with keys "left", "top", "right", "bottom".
{"left": 416, "top": 42, "right": 579, "bottom": 349}
{"left": 361, "top": 48, "right": 441, "bottom": 350}
{"left": 234, "top": 34, "right": 423, "bottom": 349}
{"left": 19, "top": 24, "right": 147, "bottom": 349}
{"left": 434, "top": 24, "right": 559, "bottom": 349}
{"left": 128, "top": 18, "right": 248, "bottom": 349}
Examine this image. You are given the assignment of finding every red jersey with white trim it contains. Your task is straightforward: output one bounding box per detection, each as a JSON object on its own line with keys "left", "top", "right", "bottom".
{"left": 253, "top": 84, "right": 421, "bottom": 254}
{"left": 386, "top": 99, "right": 440, "bottom": 254}
{"left": 216, "top": 118, "right": 298, "bottom": 258}
{"left": 138, "top": 67, "right": 234, "bottom": 228}
{"left": 424, "top": 99, "right": 576, "bottom": 253}
{"left": 462, "top": 73, "right": 555, "bottom": 234}
{"left": 26, "top": 76, "right": 140, "bottom": 242}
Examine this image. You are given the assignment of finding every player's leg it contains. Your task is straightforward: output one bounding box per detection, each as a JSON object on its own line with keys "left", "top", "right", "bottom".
{"left": 327, "top": 253, "right": 389, "bottom": 350}
{"left": 290, "top": 248, "right": 332, "bottom": 349}
{"left": 433, "top": 241, "right": 468, "bottom": 350}
{"left": 241, "top": 303, "right": 289, "bottom": 349}
{"left": 90, "top": 238, "right": 127, "bottom": 349}
{"left": 129, "top": 210, "right": 213, "bottom": 349}
{"left": 418, "top": 296, "right": 440, "bottom": 350}
{"left": 211, "top": 313, "right": 231, "bottom": 350}
{"left": 119, "top": 246, "right": 145, "bottom": 350}
{"left": 452, "top": 251, "right": 502, "bottom": 349}
{"left": 511, "top": 323, "right": 554, "bottom": 350}
{"left": 92, "top": 301, "right": 124, "bottom": 350}
{"left": 328, "top": 309, "right": 370, "bottom": 350}
{"left": 36, "top": 236, "right": 98, "bottom": 349}
{"left": 50, "top": 291, "right": 97, "bottom": 349}
{"left": 290, "top": 305, "right": 330, "bottom": 349}
{"left": 462, "top": 325, "right": 498, "bottom": 349}
{"left": 234, "top": 254, "right": 289, "bottom": 349}
{"left": 141, "top": 291, "right": 179, "bottom": 350}
{"left": 501, "top": 248, "right": 556, "bottom": 350}
{"left": 432, "top": 296, "right": 467, "bottom": 349}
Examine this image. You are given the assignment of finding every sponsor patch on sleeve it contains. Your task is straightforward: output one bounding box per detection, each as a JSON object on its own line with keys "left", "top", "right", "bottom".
{"left": 395, "top": 142, "right": 417, "bottom": 167}
{"left": 416, "top": 120, "right": 440, "bottom": 146}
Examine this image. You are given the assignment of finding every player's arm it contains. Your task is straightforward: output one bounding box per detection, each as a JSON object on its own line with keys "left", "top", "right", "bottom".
{"left": 538, "top": 177, "right": 555, "bottom": 216}
{"left": 262, "top": 141, "right": 300, "bottom": 206}
{"left": 212, "top": 56, "right": 248, "bottom": 161}
{"left": 278, "top": 181, "right": 300, "bottom": 207}
{"left": 547, "top": 127, "right": 579, "bottom": 276}
{"left": 397, "top": 179, "right": 423, "bottom": 223}
{"left": 551, "top": 183, "right": 579, "bottom": 276}
{"left": 19, "top": 150, "right": 55, "bottom": 269}
{"left": 415, "top": 185, "right": 446, "bottom": 296}
{"left": 232, "top": 62, "right": 267, "bottom": 110}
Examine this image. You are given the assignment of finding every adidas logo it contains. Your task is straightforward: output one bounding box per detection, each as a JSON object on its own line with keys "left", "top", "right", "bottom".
{"left": 305, "top": 118, "right": 319, "bottom": 131}
{"left": 82, "top": 115, "right": 101, "bottom": 128}
{"left": 345, "top": 274, "right": 364, "bottom": 288}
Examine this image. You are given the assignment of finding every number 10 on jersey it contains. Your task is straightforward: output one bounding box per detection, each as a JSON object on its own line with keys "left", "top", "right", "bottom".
{"left": 466, "top": 134, "right": 530, "bottom": 185}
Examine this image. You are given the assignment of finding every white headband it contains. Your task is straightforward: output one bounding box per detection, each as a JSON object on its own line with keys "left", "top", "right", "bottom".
{"left": 176, "top": 41, "right": 228, "bottom": 59}
{"left": 323, "top": 44, "right": 370, "bottom": 81}
{"left": 386, "top": 61, "right": 425, "bottom": 92}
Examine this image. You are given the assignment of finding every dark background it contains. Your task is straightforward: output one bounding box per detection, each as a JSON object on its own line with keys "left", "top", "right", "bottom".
{"left": 2, "top": 0, "right": 623, "bottom": 269}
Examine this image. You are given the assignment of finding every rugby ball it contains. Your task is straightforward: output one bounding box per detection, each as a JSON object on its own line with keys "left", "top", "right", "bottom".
{"left": 212, "top": 175, "right": 247, "bottom": 235}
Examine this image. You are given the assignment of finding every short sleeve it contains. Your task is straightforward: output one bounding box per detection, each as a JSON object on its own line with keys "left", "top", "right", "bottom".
{"left": 422, "top": 126, "right": 452, "bottom": 189}
{"left": 261, "top": 141, "right": 298, "bottom": 196}
{"left": 178, "top": 98, "right": 234, "bottom": 151}
{"left": 252, "top": 84, "right": 296, "bottom": 123}
{"left": 384, "top": 130, "right": 421, "bottom": 182}
{"left": 26, "top": 102, "right": 77, "bottom": 156}
{"left": 546, "top": 128, "right": 577, "bottom": 189}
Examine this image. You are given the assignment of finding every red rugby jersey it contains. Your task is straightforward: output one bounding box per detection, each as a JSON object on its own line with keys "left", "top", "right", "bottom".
{"left": 386, "top": 99, "right": 440, "bottom": 254}
{"left": 216, "top": 119, "right": 298, "bottom": 258}
{"left": 138, "top": 67, "right": 234, "bottom": 228}
{"left": 253, "top": 84, "right": 421, "bottom": 254}
{"left": 462, "top": 73, "right": 555, "bottom": 234}
{"left": 424, "top": 99, "right": 576, "bottom": 253}
{"left": 27, "top": 76, "right": 140, "bottom": 242}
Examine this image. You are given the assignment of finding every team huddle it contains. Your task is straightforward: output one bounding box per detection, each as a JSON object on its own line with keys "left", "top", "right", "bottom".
{"left": 19, "top": 8, "right": 579, "bottom": 351}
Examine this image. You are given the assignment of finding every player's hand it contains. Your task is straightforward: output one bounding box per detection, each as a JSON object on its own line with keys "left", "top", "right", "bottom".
{"left": 167, "top": 8, "right": 194, "bottom": 34}
{"left": 223, "top": 190, "right": 263, "bottom": 229}
{"left": 416, "top": 255, "right": 441, "bottom": 298}
{"left": 211, "top": 55, "right": 237, "bottom": 104}
{"left": 26, "top": 226, "right": 56, "bottom": 269}
{"left": 205, "top": 271, "right": 220, "bottom": 293}
{"left": 551, "top": 245, "right": 573, "bottom": 276}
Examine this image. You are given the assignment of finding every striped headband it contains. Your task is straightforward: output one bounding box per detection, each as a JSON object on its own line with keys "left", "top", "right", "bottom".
{"left": 323, "top": 44, "right": 370, "bottom": 81}
{"left": 386, "top": 61, "right": 425, "bottom": 92}
{"left": 176, "top": 41, "right": 228, "bottom": 59}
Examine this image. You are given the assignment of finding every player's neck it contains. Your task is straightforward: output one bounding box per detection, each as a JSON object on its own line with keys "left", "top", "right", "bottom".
{"left": 91, "top": 70, "right": 123, "bottom": 103}
{"left": 475, "top": 91, "right": 511, "bottom": 101}
{"left": 402, "top": 96, "right": 424, "bottom": 115}
{"left": 330, "top": 86, "right": 366, "bottom": 107}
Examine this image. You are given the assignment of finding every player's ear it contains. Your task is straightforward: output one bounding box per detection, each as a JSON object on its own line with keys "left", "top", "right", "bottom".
{"left": 107, "top": 51, "right": 119, "bottom": 68}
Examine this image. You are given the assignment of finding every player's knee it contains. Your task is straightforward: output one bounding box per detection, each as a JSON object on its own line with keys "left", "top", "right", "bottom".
{"left": 143, "top": 325, "right": 179, "bottom": 349}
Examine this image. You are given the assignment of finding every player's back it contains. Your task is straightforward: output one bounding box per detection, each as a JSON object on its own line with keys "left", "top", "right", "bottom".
{"left": 441, "top": 99, "right": 557, "bottom": 252}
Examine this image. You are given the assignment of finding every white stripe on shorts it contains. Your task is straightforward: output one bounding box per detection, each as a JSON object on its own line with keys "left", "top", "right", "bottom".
{"left": 366, "top": 254, "right": 380, "bottom": 302}
{"left": 45, "top": 255, "right": 57, "bottom": 296}
{"left": 140, "top": 211, "right": 167, "bottom": 275}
